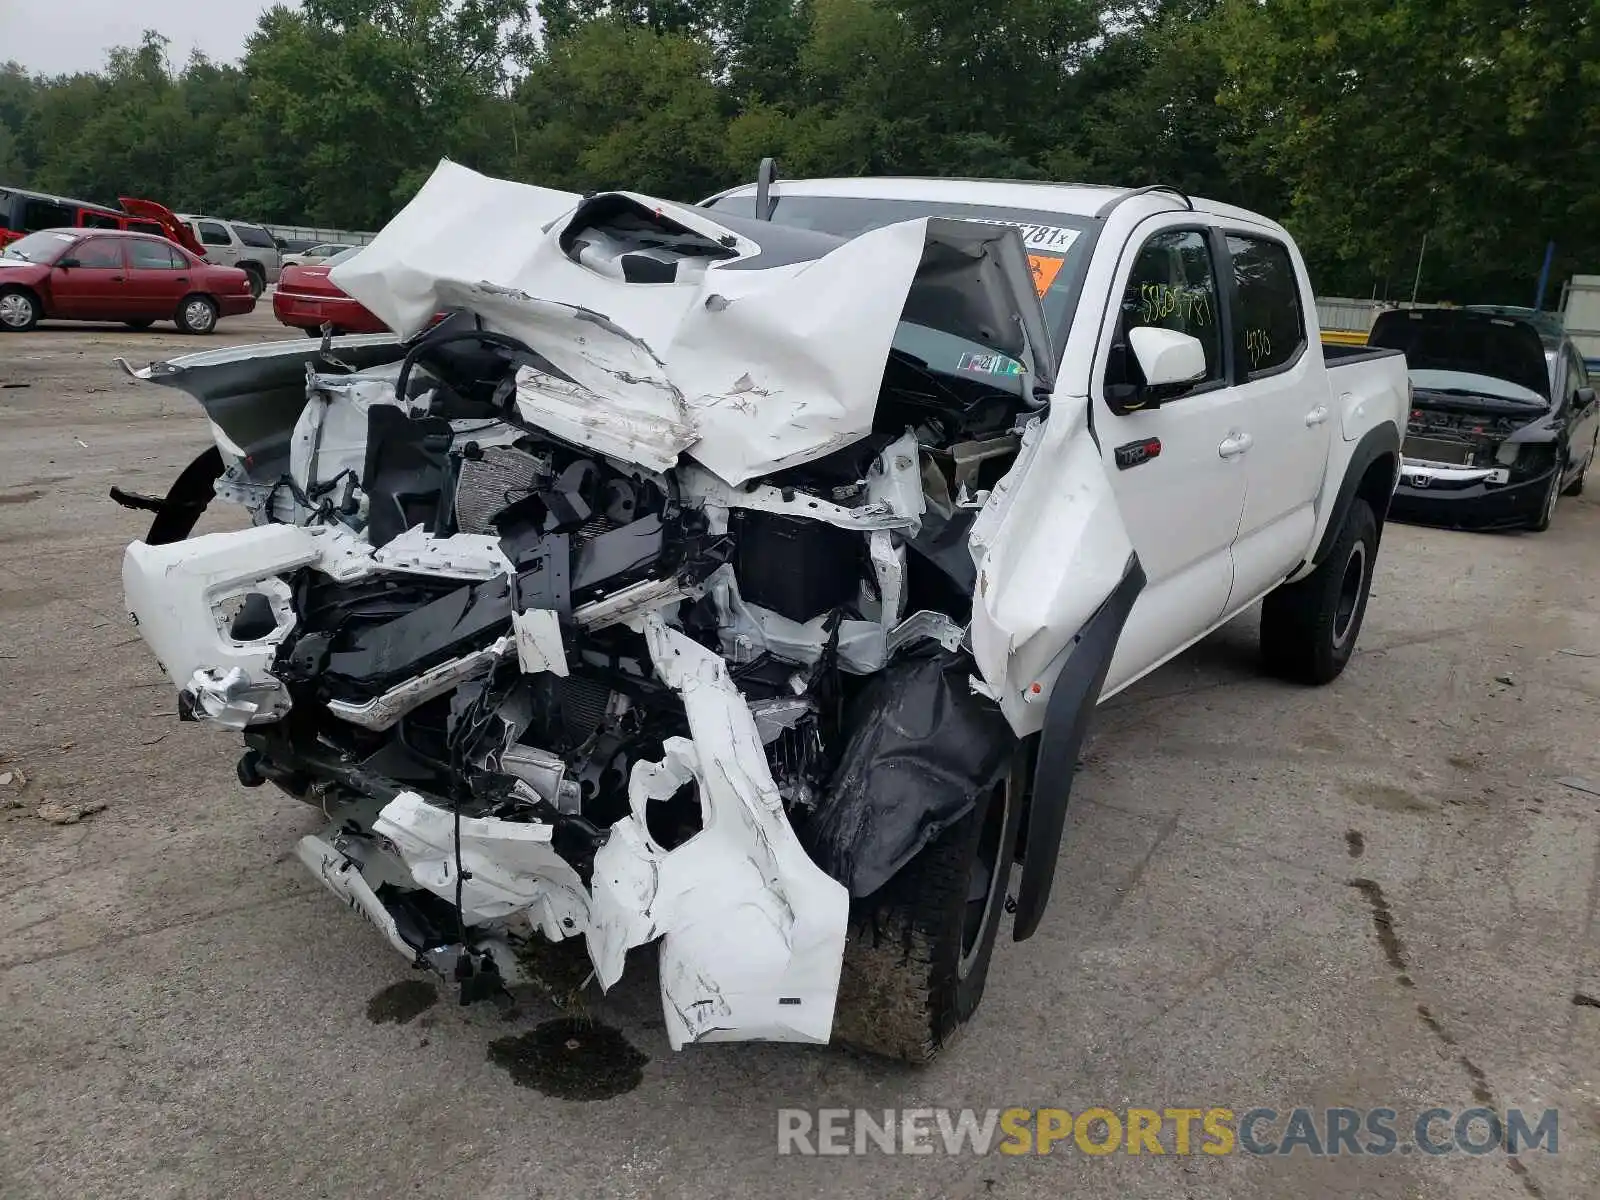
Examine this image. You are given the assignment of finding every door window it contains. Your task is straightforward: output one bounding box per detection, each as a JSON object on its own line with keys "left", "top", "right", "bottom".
{"left": 21, "top": 198, "right": 75, "bottom": 230}
{"left": 232, "top": 223, "right": 277, "bottom": 249}
{"left": 1226, "top": 235, "right": 1306, "bottom": 376}
{"left": 81, "top": 211, "right": 122, "bottom": 229}
{"left": 1117, "top": 229, "right": 1224, "bottom": 386}
{"left": 128, "top": 238, "right": 185, "bottom": 269}
{"left": 70, "top": 238, "right": 124, "bottom": 269}
{"left": 196, "top": 220, "right": 232, "bottom": 247}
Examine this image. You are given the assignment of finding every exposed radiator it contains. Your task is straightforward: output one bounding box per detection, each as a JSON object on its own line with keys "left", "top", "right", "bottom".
{"left": 453, "top": 446, "right": 550, "bottom": 534}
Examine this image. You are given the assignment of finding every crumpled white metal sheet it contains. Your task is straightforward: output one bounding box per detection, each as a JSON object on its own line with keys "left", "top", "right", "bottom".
{"left": 331, "top": 161, "right": 934, "bottom": 486}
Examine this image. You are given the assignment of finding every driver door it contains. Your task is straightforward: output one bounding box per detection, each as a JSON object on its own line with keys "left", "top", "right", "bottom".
{"left": 1093, "top": 220, "right": 1251, "bottom": 693}
{"left": 50, "top": 236, "right": 128, "bottom": 319}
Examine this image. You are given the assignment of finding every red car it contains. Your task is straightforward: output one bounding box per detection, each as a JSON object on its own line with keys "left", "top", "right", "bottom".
{"left": 273, "top": 246, "right": 389, "bottom": 335}
{"left": 0, "top": 186, "right": 205, "bottom": 257}
{"left": 0, "top": 228, "right": 255, "bottom": 334}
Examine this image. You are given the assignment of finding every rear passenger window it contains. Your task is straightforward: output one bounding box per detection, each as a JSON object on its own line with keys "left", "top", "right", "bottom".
{"left": 129, "top": 239, "right": 184, "bottom": 269}
{"left": 197, "top": 220, "right": 232, "bottom": 247}
{"left": 232, "top": 223, "right": 277, "bottom": 249}
{"left": 1119, "top": 229, "right": 1224, "bottom": 385}
{"left": 1226, "top": 235, "right": 1306, "bottom": 375}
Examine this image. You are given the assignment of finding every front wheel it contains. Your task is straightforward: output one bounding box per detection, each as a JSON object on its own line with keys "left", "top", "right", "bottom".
{"left": 0, "top": 287, "right": 39, "bottom": 332}
{"left": 831, "top": 748, "right": 1027, "bottom": 1063}
{"left": 1260, "top": 497, "right": 1377, "bottom": 685}
{"left": 1529, "top": 467, "right": 1560, "bottom": 531}
{"left": 176, "top": 294, "right": 219, "bottom": 335}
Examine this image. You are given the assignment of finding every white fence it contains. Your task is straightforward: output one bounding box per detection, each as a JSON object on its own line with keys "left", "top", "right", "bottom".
{"left": 262, "top": 223, "right": 379, "bottom": 247}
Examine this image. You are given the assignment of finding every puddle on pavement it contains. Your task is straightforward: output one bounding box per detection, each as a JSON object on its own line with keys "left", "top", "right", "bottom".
{"left": 366, "top": 979, "right": 439, "bottom": 1025}
{"left": 488, "top": 1017, "right": 647, "bottom": 1100}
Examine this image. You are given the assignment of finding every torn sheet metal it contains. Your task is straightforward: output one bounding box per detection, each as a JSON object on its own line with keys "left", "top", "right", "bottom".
{"left": 331, "top": 161, "right": 1051, "bottom": 486}
{"left": 587, "top": 614, "right": 848, "bottom": 1048}
{"left": 373, "top": 790, "right": 590, "bottom": 931}
{"left": 511, "top": 609, "right": 568, "bottom": 676}
{"left": 967, "top": 398, "right": 1137, "bottom": 734}
{"left": 326, "top": 635, "right": 514, "bottom": 731}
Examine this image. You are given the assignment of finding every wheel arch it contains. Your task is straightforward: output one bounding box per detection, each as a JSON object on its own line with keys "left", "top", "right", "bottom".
{"left": 1310, "top": 424, "right": 1400, "bottom": 570}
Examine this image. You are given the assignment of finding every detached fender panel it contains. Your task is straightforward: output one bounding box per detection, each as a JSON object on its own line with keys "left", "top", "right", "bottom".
{"left": 1013, "top": 552, "right": 1145, "bottom": 941}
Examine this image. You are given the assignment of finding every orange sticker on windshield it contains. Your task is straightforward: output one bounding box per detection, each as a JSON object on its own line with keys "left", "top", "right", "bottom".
{"left": 1028, "top": 254, "right": 1065, "bottom": 297}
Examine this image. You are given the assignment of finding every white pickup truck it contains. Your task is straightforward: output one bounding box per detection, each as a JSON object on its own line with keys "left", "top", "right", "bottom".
{"left": 116, "top": 164, "right": 1409, "bottom": 1064}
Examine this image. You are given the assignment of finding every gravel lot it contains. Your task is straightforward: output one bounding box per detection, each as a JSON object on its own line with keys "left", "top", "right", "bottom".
{"left": 2, "top": 310, "right": 1599, "bottom": 1200}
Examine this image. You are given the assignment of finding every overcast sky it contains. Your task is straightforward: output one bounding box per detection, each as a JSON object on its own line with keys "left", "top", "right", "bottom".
{"left": 0, "top": 0, "right": 296, "bottom": 76}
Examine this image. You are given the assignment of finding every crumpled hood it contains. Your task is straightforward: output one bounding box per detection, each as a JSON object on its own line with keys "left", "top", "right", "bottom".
{"left": 331, "top": 160, "right": 1053, "bottom": 486}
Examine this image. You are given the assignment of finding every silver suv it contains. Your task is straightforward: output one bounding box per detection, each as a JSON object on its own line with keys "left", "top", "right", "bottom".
{"left": 177, "top": 215, "right": 283, "bottom": 297}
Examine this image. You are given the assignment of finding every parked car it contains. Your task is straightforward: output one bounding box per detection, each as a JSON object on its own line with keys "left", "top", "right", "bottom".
{"left": 116, "top": 165, "right": 1408, "bottom": 1063}
{"left": 272, "top": 246, "right": 390, "bottom": 334}
{"left": 0, "top": 186, "right": 203, "bottom": 257}
{"left": 176, "top": 214, "right": 283, "bottom": 297}
{"left": 281, "top": 242, "right": 354, "bottom": 268}
{"left": 1375, "top": 308, "right": 1599, "bottom": 531}
{"left": 0, "top": 228, "right": 254, "bottom": 333}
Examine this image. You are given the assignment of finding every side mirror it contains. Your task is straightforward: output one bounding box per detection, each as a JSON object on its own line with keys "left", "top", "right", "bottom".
{"left": 1576, "top": 386, "right": 1596, "bottom": 410}
{"left": 1130, "top": 326, "right": 1207, "bottom": 387}
{"left": 1106, "top": 327, "right": 1208, "bottom": 415}
{"left": 57, "top": 257, "right": 80, "bottom": 269}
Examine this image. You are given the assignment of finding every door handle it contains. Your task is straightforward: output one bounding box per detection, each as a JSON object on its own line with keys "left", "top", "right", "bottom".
{"left": 1305, "top": 405, "right": 1330, "bottom": 426}
{"left": 1218, "top": 432, "right": 1253, "bottom": 459}
{"left": 111, "top": 275, "right": 124, "bottom": 282}
{"left": 176, "top": 276, "right": 189, "bottom": 282}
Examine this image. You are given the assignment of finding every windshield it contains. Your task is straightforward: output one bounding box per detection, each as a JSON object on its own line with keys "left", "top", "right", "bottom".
{"left": 701, "top": 192, "right": 1090, "bottom": 375}
{"left": 0, "top": 230, "right": 77, "bottom": 263}
{"left": 1411, "top": 368, "right": 1545, "bottom": 407}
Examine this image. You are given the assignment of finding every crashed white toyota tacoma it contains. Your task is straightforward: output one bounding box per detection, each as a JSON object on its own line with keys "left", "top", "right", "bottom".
{"left": 115, "top": 163, "right": 1409, "bottom": 1062}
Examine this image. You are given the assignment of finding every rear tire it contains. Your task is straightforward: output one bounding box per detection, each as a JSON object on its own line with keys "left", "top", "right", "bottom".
{"left": 176, "top": 294, "right": 219, "bottom": 335}
{"left": 832, "top": 749, "right": 1026, "bottom": 1063}
{"left": 242, "top": 265, "right": 265, "bottom": 299}
{"left": 1261, "top": 498, "right": 1377, "bottom": 685}
{"left": 0, "top": 287, "right": 39, "bottom": 332}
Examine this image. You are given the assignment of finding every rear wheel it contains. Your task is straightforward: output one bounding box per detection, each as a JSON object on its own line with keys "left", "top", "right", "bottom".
{"left": 176, "top": 294, "right": 219, "bottom": 335}
{"left": 242, "top": 265, "right": 265, "bottom": 299}
{"left": 1261, "top": 498, "right": 1377, "bottom": 684}
{"left": 832, "top": 748, "right": 1026, "bottom": 1063}
{"left": 0, "top": 287, "right": 39, "bottom": 332}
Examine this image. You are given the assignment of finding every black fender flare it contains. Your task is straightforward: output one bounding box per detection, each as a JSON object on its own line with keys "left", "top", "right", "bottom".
{"left": 1013, "top": 551, "right": 1146, "bottom": 941}
{"left": 1310, "top": 424, "right": 1401, "bottom": 567}
{"left": 108, "top": 445, "right": 223, "bottom": 545}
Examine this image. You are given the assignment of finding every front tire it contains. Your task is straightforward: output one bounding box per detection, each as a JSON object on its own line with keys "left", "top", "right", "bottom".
{"left": 176, "top": 294, "right": 219, "bottom": 335}
{"left": 832, "top": 749, "right": 1026, "bottom": 1063}
{"left": 0, "top": 287, "right": 39, "bottom": 332}
{"left": 1261, "top": 497, "right": 1377, "bottom": 684}
{"left": 1529, "top": 467, "right": 1560, "bottom": 531}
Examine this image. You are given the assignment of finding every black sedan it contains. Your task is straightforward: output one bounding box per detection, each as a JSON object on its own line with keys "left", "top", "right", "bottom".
{"left": 1377, "top": 309, "right": 1599, "bottom": 532}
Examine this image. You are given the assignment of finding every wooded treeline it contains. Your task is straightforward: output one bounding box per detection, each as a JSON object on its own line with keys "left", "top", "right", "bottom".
{"left": 2, "top": 0, "right": 1594, "bottom": 302}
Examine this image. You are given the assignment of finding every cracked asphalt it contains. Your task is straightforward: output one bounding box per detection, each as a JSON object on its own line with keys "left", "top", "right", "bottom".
{"left": 2, "top": 310, "right": 1598, "bottom": 1199}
